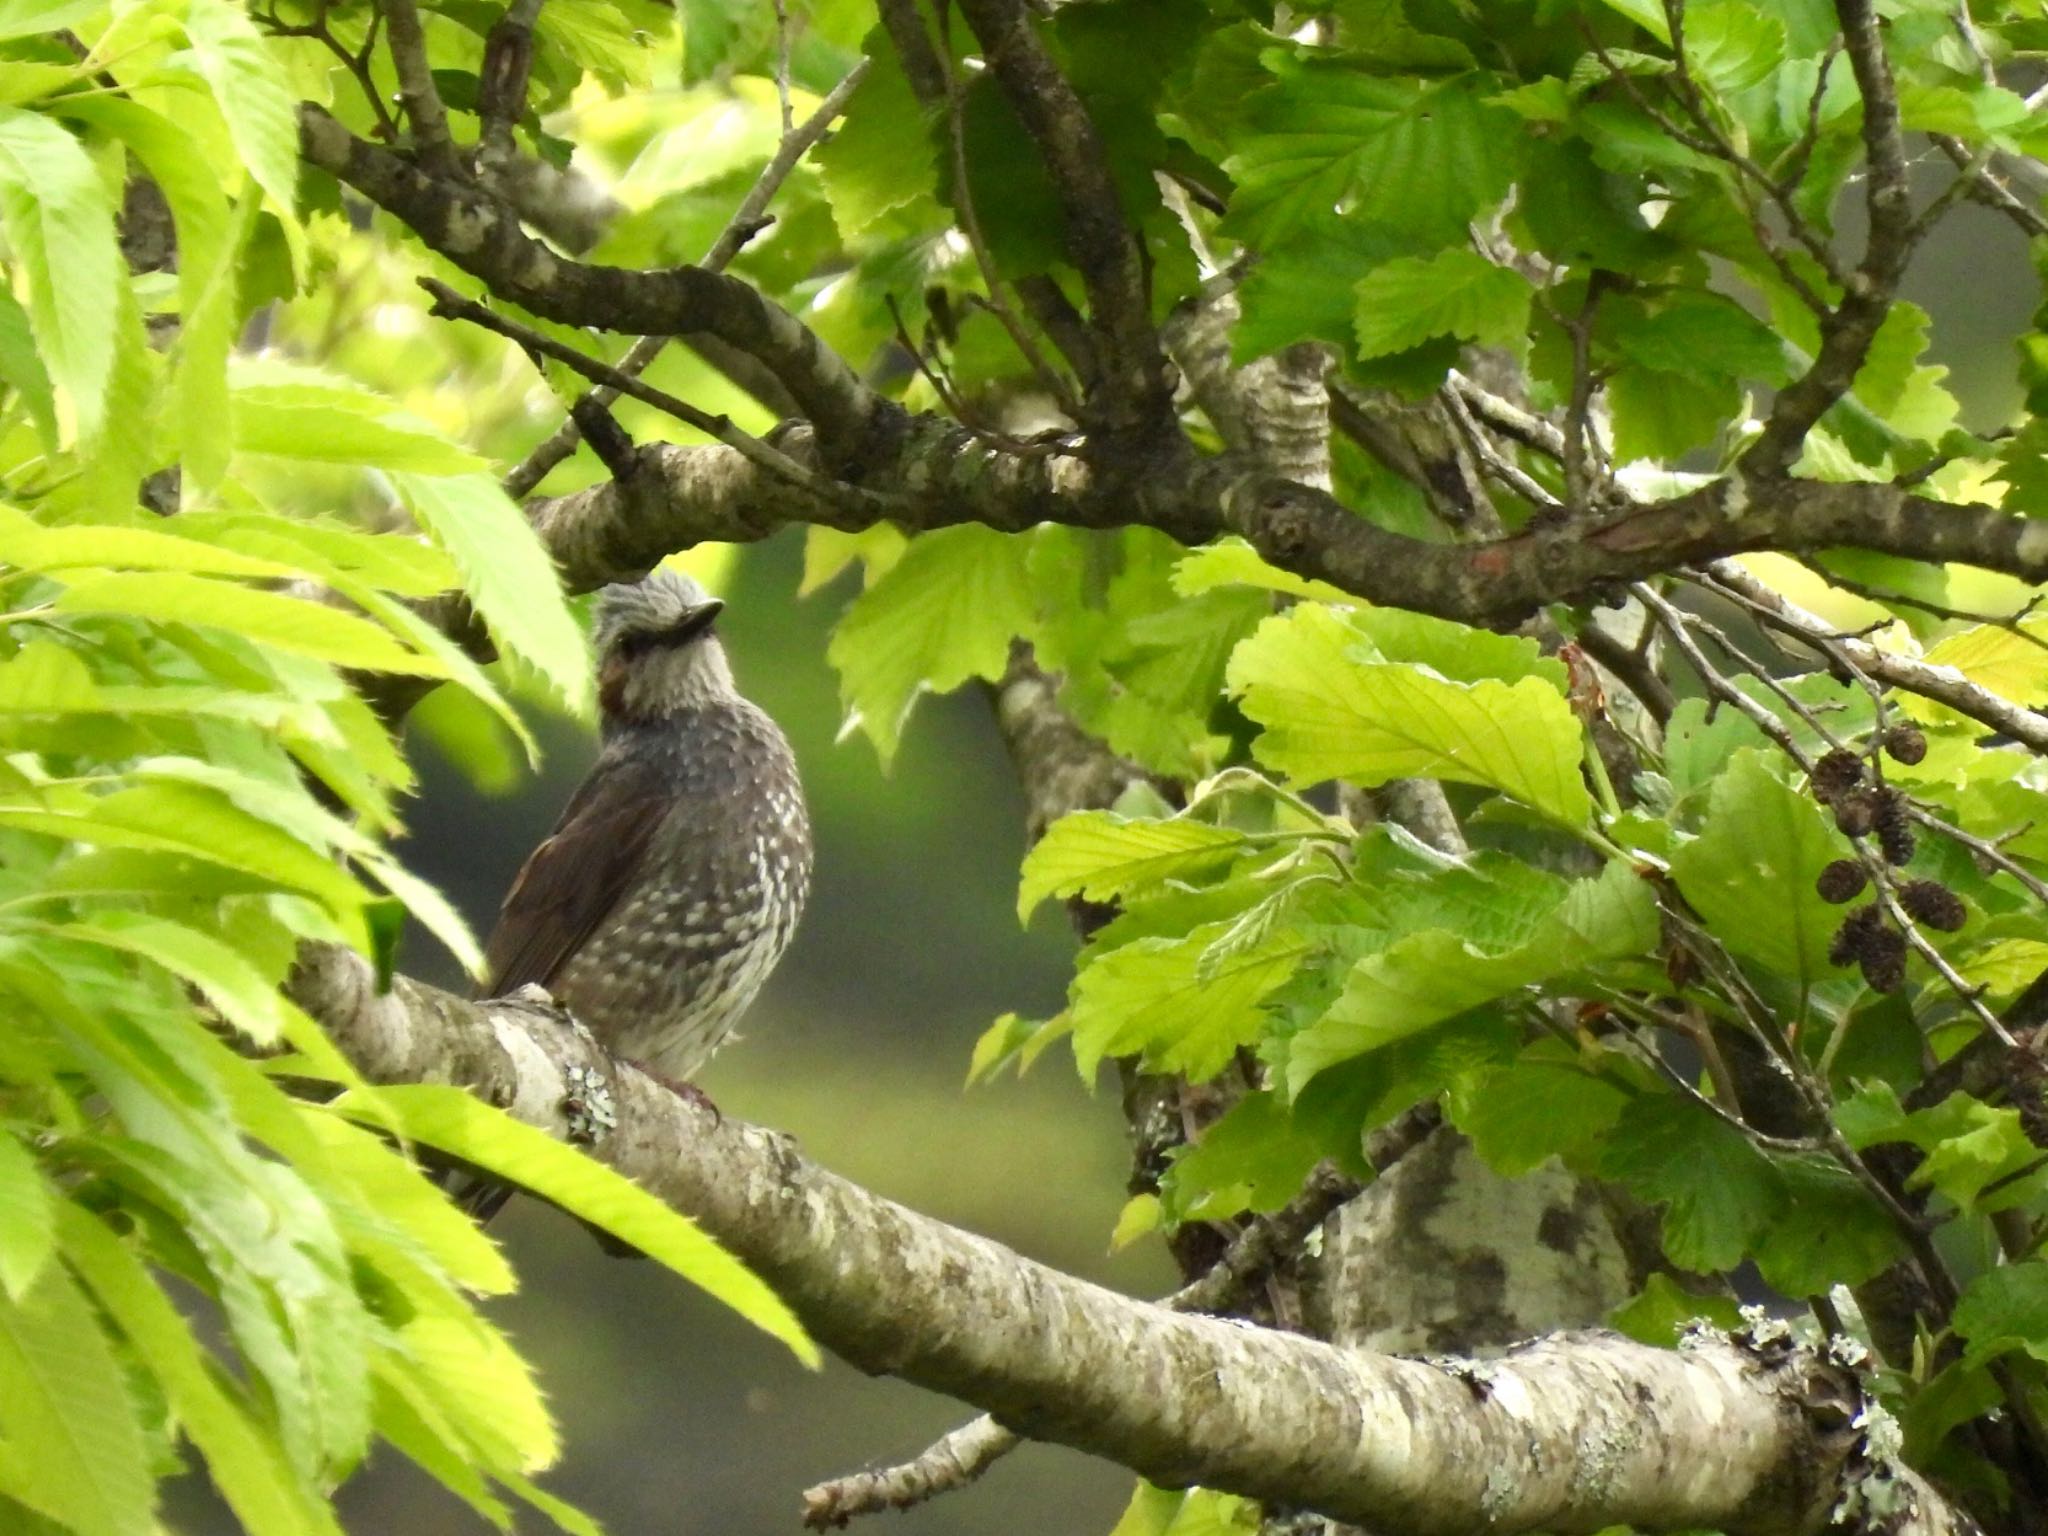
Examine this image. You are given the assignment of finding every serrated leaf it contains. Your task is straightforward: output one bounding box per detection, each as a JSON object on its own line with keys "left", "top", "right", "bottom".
{"left": 1598, "top": 1095, "right": 1777, "bottom": 1273}
{"left": 1610, "top": 1272, "right": 1743, "bottom": 1345}
{"left": 1018, "top": 812, "right": 1245, "bottom": 924}
{"left": 55, "top": 913, "right": 293, "bottom": 1045}
{"left": 1070, "top": 919, "right": 1306, "bottom": 1082}
{"left": 1669, "top": 749, "right": 1848, "bottom": 987}
{"left": 815, "top": 43, "right": 937, "bottom": 239}
{"left": 1352, "top": 247, "right": 1531, "bottom": 360}
{"left": 826, "top": 525, "right": 1034, "bottom": 766}
{"left": 183, "top": 0, "right": 298, "bottom": 216}
{"left": 1172, "top": 537, "right": 1352, "bottom": 602}
{"left": 1451, "top": 1042, "right": 1630, "bottom": 1176}
{"left": 58, "top": 1205, "right": 346, "bottom": 1536}
{"left": 1954, "top": 1261, "right": 2048, "bottom": 1368}
{"left": 231, "top": 390, "right": 487, "bottom": 474}
{"left": 1288, "top": 861, "right": 1657, "bottom": 1090}
{"left": 0, "top": 778, "right": 369, "bottom": 929}
{"left": 392, "top": 472, "right": 591, "bottom": 716}
{"left": 1751, "top": 1157, "right": 1903, "bottom": 1296}
{"left": 1228, "top": 605, "right": 1593, "bottom": 825}
{"left": 1159, "top": 1090, "right": 1324, "bottom": 1223}
{"left": 1224, "top": 66, "right": 1518, "bottom": 248}
{"left": 0, "top": 105, "right": 118, "bottom": 438}
{"left": 52, "top": 571, "right": 447, "bottom": 678}
{"left": 341, "top": 1085, "right": 819, "bottom": 1367}
{"left": 0, "top": 1132, "right": 51, "bottom": 1301}
{"left": 0, "top": 1262, "right": 155, "bottom": 1536}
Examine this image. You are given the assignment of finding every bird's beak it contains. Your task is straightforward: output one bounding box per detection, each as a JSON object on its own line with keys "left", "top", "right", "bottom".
{"left": 670, "top": 598, "right": 724, "bottom": 642}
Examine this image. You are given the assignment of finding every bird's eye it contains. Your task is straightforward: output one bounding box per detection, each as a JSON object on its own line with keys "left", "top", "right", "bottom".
{"left": 616, "top": 629, "right": 663, "bottom": 659}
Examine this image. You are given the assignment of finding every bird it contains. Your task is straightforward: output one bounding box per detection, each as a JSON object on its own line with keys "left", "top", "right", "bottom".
{"left": 460, "top": 567, "right": 812, "bottom": 1220}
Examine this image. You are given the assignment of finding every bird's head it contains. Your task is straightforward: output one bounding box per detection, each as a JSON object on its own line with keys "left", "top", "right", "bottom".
{"left": 593, "top": 569, "right": 737, "bottom": 722}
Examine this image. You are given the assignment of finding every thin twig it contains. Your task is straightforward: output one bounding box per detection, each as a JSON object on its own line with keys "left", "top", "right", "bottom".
{"left": 422, "top": 278, "right": 898, "bottom": 520}
{"left": 1699, "top": 564, "right": 2048, "bottom": 755}
{"left": 931, "top": 8, "right": 1080, "bottom": 418}
{"left": 380, "top": 0, "right": 459, "bottom": 175}
{"left": 500, "top": 59, "right": 870, "bottom": 499}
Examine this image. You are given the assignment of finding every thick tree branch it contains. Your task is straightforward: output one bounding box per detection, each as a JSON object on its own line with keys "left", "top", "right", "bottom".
{"left": 296, "top": 102, "right": 2048, "bottom": 620}
{"left": 289, "top": 941, "right": 1969, "bottom": 1536}
{"left": 515, "top": 428, "right": 2048, "bottom": 625}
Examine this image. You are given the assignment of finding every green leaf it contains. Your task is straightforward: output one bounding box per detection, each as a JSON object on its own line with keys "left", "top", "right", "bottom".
{"left": 391, "top": 473, "right": 592, "bottom": 716}
{"left": 0, "top": 0, "right": 104, "bottom": 40}
{"left": 1751, "top": 1156, "right": 1903, "bottom": 1296}
{"left": 58, "top": 1205, "right": 346, "bottom": 1536}
{"left": 0, "top": 1132, "right": 52, "bottom": 1301}
{"left": 1669, "top": 750, "right": 1848, "bottom": 987}
{"left": 1070, "top": 919, "right": 1306, "bottom": 1081}
{"left": 183, "top": 0, "right": 299, "bottom": 216}
{"left": 1954, "top": 1262, "right": 2048, "bottom": 1368}
{"left": 826, "top": 525, "right": 1034, "bottom": 766}
{"left": 55, "top": 913, "right": 295, "bottom": 1045}
{"left": 816, "top": 42, "right": 938, "bottom": 239}
{"left": 169, "top": 186, "right": 257, "bottom": 497}
{"left": 0, "top": 779, "right": 369, "bottom": 928}
{"left": 1604, "top": 292, "right": 1792, "bottom": 383}
{"left": 0, "top": 285, "right": 54, "bottom": 448}
{"left": 1160, "top": 1090, "right": 1325, "bottom": 1223}
{"left": 1018, "top": 812, "right": 1246, "bottom": 923}
{"left": 1350, "top": 607, "right": 1568, "bottom": 690}
{"left": 1224, "top": 66, "right": 1518, "bottom": 248}
{"left": 1590, "top": 0, "right": 1670, "bottom": 44}
{"left": 1173, "top": 538, "right": 1353, "bottom": 604}
{"left": 51, "top": 571, "right": 447, "bottom": 677}
{"left": 0, "top": 106, "right": 119, "bottom": 438}
{"left": 1598, "top": 1096, "right": 1777, "bottom": 1273}
{"left": 1228, "top": 605, "right": 1593, "bottom": 825}
{"left": 0, "top": 1261, "right": 155, "bottom": 1536}
{"left": 340, "top": 1085, "right": 820, "bottom": 1368}
{"left": 1610, "top": 1272, "right": 1743, "bottom": 1345}
{"left": 1450, "top": 1040, "right": 1631, "bottom": 1176}
{"left": 1288, "top": 861, "right": 1657, "bottom": 1091}
{"left": 231, "top": 388, "right": 487, "bottom": 474}
{"left": 1352, "top": 248, "right": 1532, "bottom": 360}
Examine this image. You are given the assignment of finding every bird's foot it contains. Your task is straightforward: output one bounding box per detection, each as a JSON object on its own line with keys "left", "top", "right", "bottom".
{"left": 633, "top": 1064, "right": 721, "bottom": 1127}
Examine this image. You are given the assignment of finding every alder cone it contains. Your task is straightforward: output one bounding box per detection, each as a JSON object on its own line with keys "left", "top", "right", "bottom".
{"left": 1873, "top": 789, "right": 1915, "bottom": 866}
{"left": 1815, "top": 860, "right": 1868, "bottom": 904}
{"left": 1810, "top": 748, "right": 1865, "bottom": 805}
{"left": 1898, "top": 879, "right": 1966, "bottom": 933}
{"left": 1859, "top": 926, "right": 1908, "bottom": 993}
{"left": 1882, "top": 725, "right": 1928, "bottom": 766}
{"left": 1834, "top": 788, "right": 1880, "bottom": 838}
{"left": 1828, "top": 903, "right": 1886, "bottom": 969}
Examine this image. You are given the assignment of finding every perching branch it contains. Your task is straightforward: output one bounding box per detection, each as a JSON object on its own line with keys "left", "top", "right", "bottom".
{"left": 289, "top": 941, "right": 1973, "bottom": 1536}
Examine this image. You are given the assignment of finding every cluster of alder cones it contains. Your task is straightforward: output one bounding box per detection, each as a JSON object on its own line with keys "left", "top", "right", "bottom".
{"left": 1810, "top": 727, "right": 1966, "bottom": 993}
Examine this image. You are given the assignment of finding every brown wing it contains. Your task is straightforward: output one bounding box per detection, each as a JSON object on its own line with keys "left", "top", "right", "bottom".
{"left": 480, "top": 749, "right": 672, "bottom": 998}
